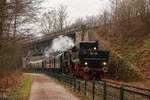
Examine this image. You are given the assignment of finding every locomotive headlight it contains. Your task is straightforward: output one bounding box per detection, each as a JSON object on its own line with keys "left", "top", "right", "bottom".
{"left": 94, "top": 47, "right": 97, "bottom": 50}
{"left": 103, "top": 62, "right": 107, "bottom": 66}
{"left": 85, "top": 62, "right": 88, "bottom": 65}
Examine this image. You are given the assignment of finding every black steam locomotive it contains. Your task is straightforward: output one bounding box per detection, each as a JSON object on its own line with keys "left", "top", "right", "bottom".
{"left": 60, "top": 41, "right": 109, "bottom": 80}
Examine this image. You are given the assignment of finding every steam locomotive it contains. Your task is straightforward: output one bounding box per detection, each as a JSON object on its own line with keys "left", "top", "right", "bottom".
{"left": 60, "top": 41, "right": 109, "bottom": 80}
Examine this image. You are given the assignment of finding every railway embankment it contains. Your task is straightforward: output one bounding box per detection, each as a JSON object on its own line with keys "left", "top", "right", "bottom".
{"left": 96, "top": 32, "right": 150, "bottom": 84}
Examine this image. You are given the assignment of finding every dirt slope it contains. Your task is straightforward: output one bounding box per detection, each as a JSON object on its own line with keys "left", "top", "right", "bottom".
{"left": 96, "top": 32, "right": 150, "bottom": 80}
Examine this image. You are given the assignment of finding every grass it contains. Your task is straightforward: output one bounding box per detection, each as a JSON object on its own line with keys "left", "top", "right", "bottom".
{"left": 8, "top": 74, "right": 33, "bottom": 100}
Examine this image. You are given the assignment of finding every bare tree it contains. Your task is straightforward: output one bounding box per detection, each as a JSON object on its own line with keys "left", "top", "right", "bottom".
{"left": 73, "top": 17, "right": 84, "bottom": 26}
{"left": 85, "top": 16, "right": 98, "bottom": 27}
{"left": 10, "top": 0, "right": 42, "bottom": 37}
{"left": 41, "top": 9, "right": 58, "bottom": 34}
{"left": 57, "top": 5, "right": 68, "bottom": 32}
{"left": 0, "top": 0, "right": 42, "bottom": 74}
{"left": 40, "top": 5, "right": 68, "bottom": 34}
{"left": 103, "top": 0, "right": 150, "bottom": 38}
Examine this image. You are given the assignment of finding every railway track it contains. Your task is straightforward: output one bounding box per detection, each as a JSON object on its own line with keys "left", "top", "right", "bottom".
{"left": 61, "top": 74, "right": 150, "bottom": 100}
{"left": 102, "top": 79, "right": 150, "bottom": 92}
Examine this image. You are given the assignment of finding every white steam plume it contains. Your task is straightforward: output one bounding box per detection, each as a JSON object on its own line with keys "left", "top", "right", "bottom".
{"left": 45, "top": 35, "right": 75, "bottom": 58}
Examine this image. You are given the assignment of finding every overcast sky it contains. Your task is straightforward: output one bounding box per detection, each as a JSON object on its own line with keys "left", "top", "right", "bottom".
{"left": 41, "top": 0, "right": 111, "bottom": 22}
